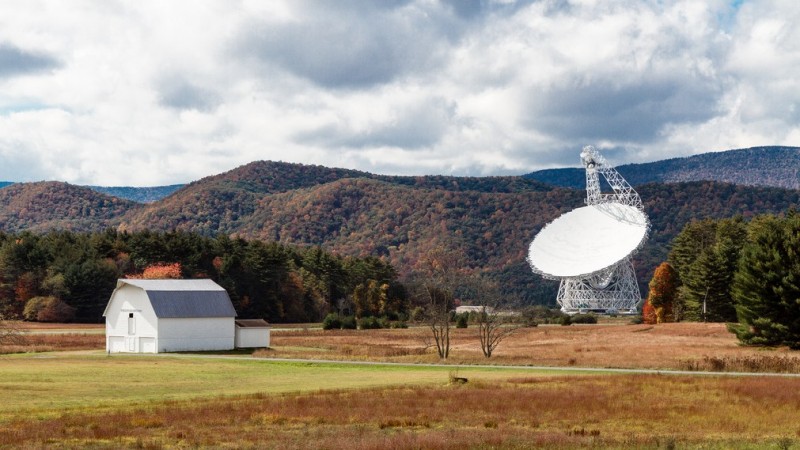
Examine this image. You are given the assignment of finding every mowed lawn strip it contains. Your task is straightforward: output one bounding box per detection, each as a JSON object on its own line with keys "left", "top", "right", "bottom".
{"left": 0, "top": 353, "right": 575, "bottom": 421}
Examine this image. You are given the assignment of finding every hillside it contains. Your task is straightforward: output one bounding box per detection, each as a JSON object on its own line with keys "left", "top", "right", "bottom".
{"left": 118, "top": 161, "right": 551, "bottom": 234}
{"left": 1, "top": 181, "right": 184, "bottom": 203}
{"left": 116, "top": 161, "right": 800, "bottom": 303}
{"left": 526, "top": 146, "right": 800, "bottom": 189}
{"left": 1, "top": 158, "right": 799, "bottom": 305}
{"left": 0, "top": 182, "right": 137, "bottom": 232}
{"left": 87, "top": 184, "right": 184, "bottom": 203}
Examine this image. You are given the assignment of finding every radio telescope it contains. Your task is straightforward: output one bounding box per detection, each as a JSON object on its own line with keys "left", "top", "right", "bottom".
{"left": 527, "top": 146, "right": 650, "bottom": 314}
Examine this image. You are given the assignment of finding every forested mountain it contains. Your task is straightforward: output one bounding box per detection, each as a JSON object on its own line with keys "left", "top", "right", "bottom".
{"left": 116, "top": 161, "right": 800, "bottom": 303}
{"left": 1, "top": 158, "right": 798, "bottom": 305}
{"left": 526, "top": 146, "right": 800, "bottom": 190}
{"left": 0, "top": 182, "right": 184, "bottom": 204}
{"left": 87, "top": 184, "right": 184, "bottom": 203}
{"left": 0, "top": 182, "right": 136, "bottom": 232}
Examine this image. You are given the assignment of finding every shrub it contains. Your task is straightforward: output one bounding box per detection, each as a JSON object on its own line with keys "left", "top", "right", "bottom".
{"left": 522, "top": 305, "right": 568, "bottom": 325}
{"left": 25, "top": 296, "right": 75, "bottom": 323}
{"left": 389, "top": 321, "right": 408, "bottom": 329}
{"left": 23, "top": 297, "right": 51, "bottom": 321}
{"left": 559, "top": 315, "right": 572, "bottom": 326}
{"left": 357, "top": 316, "right": 381, "bottom": 329}
{"left": 455, "top": 314, "right": 468, "bottom": 328}
{"left": 571, "top": 313, "right": 598, "bottom": 324}
{"left": 322, "top": 313, "right": 341, "bottom": 330}
{"left": 377, "top": 317, "right": 390, "bottom": 329}
{"left": 340, "top": 315, "right": 357, "bottom": 330}
{"left": 409, "top": 307, "right": 424, "bottom": 323}
{"left": 37, "top": 298, "right": 76, "bottom": 323}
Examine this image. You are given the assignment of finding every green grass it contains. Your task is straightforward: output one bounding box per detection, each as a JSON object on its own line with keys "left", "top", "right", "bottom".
{"left": 3, "top": 352, "right": 800, "bottom": 448}
{"left": 0, "top": 352, "right": 576, "bottom": 422}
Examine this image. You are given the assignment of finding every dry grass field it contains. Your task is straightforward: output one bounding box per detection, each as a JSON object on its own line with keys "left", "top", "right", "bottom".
{"left": 2, "top": 368, "right": 799, "bottom": 449}
{"left": 262, "top": 322, "right": 800, "bottom": 373}
{"left": 0, "top": 322, "right": 104, "bottom": 354}
{"left": 5, "top": 320, "right": 800, "bottom": 373}
{"left": 2, "top": 321, "right": 800, "bottom": 448}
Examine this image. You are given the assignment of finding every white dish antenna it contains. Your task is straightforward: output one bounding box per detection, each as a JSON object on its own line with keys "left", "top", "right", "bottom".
{"left": 527, "top": 146, "right": 650, "bottom": 314}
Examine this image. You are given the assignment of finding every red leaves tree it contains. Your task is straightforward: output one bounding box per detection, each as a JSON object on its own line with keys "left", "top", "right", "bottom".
{"left": 642, "top": 298, "right": 657, "bottom": 325}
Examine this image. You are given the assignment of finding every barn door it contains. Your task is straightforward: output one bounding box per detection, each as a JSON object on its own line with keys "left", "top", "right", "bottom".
{"left": 140, "top": 337, "right": 156, "bottom": 353}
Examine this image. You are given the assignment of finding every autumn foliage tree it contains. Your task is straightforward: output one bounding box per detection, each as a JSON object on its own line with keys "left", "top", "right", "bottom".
{"left": 642, "top": 299, "right": 657, "bottom": 325}
{"left": 133, "top": 263, "right": 183, "bottom": 279}
{"left": 0, "top": 229, "right": 405, "bottom": 324}
{"left": 646, "top": 262, "right": 679, "bottom": 323}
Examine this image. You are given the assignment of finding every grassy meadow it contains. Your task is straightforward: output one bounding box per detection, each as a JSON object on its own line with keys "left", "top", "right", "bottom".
{"left": 1, "top": 353, "right": 799, "bottom": 448}
{"left": 263, "top": 322, "right": 800, "bottom": 373}
{"left": 2, "top": 321, "right": 800, "bottom": 448}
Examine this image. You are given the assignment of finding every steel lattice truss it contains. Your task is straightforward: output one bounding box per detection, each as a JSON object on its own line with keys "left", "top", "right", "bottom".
{"left": 557, "top": 257, "right": 641, "bottom": 314}
{"left": 580, "top": 145, "right": 643, "bottom": 209}
{"left": 556, "top": 146, "right": 649, "bottom": 314}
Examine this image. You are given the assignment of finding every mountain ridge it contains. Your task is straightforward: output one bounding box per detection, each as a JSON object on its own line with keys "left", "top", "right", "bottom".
{"left": 1, "top": 146, "right": 797, "bottom": 204}
{"left": 525, "top": 146, "right": 800, "bottom": 190}
{"left": 1, "top": 147, "right": 798, "bottom": 304}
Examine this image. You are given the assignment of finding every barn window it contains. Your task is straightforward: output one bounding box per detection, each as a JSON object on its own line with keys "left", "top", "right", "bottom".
{"left": 128, "top": 313, "right": 136, "bottom": 335}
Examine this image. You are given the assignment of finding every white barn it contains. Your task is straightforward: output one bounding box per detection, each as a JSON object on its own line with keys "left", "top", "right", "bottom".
{"left": 104, "top": 279, "right": 238, "bottom": 353}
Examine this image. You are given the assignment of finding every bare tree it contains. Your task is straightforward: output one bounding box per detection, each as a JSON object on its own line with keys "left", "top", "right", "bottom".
{"left": 422, "top": 284, "right": 453, "bottom": 359}
{"left": 472, "top": 279, "right": 520, "bottom": 358}
{"left": 0, "top": 313, "right": 25, "bottom": 346}
{"left": 412, "top": 247, "right": 465, "bottom": 360}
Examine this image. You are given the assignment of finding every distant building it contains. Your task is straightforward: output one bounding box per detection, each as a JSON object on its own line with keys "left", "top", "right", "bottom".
{"left": 455, "top": 305, "right": 494, "bottom": 314}
{"left": 104, "top": 279, "right": 260, "bottom": 353}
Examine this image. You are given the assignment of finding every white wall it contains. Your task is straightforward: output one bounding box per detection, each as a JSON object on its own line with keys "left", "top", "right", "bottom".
{"left": 157, "top": 317, "right": 234, "bottom": 352}
{"left": 235, "top": 327, "right": 270, "bottom": 348}
{"left": 105, "top": 284, "right": 159, "bottom": 353}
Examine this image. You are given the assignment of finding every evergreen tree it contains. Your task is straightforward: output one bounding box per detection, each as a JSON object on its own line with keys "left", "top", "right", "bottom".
{"left": 670, "top": 217, "right": 745, "bottom": 322}
{"left": 668, "top": 219, "right": 718, "bottom": 276}
{"left": 732, "top": 213, "right": 800, "bottom": 348}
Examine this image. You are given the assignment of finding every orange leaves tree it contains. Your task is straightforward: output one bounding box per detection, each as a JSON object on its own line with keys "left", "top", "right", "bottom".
{"left": 645, "top": 262, "right": 679, "bottom": 323}
{"left": 131, "top": 262, "right": 183, "bottom": 279}
{"left": 642, "top": 299, "right": 657, "bottom": 325}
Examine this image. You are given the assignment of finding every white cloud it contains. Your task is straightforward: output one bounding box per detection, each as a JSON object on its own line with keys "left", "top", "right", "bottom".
{"left": 0, "top": 0, "right": 796, "bottom": 185}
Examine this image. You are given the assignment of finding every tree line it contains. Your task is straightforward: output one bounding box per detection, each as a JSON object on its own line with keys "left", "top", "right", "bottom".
{"left": 0, "top": 229, "right": 407, "bottom": 323}
{"left": 643, "top": 211, "right": 800, "bottom": 348}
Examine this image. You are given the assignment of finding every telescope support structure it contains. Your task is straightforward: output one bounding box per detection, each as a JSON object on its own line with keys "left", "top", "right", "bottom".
{"left": 557, "top": 146, "right": 645, "bottom": 314}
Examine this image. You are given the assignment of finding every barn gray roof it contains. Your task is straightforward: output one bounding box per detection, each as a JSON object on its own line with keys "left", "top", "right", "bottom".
{"left": 235, "top": 319, "right": 270, "bottom": 328}
{"left": 147, "top": 290, "right": 237, "bottom": 318}
{"left": 105, "top": 279, "right": 237, "bottom": 319}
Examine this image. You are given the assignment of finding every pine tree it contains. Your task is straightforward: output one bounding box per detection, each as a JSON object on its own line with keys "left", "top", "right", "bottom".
{"left": 732, "top": 213, "right": 800, "bottom": 348}
{"left": 668, "top": 219, "right": 717, "bottom": 276}
{"left": 670, "top": 218, "right": 744, "bottom": 322}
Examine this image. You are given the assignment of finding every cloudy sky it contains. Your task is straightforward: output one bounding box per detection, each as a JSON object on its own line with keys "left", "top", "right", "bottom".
{"left": 0, "top": 0, "right": 798, "bottom": 186}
